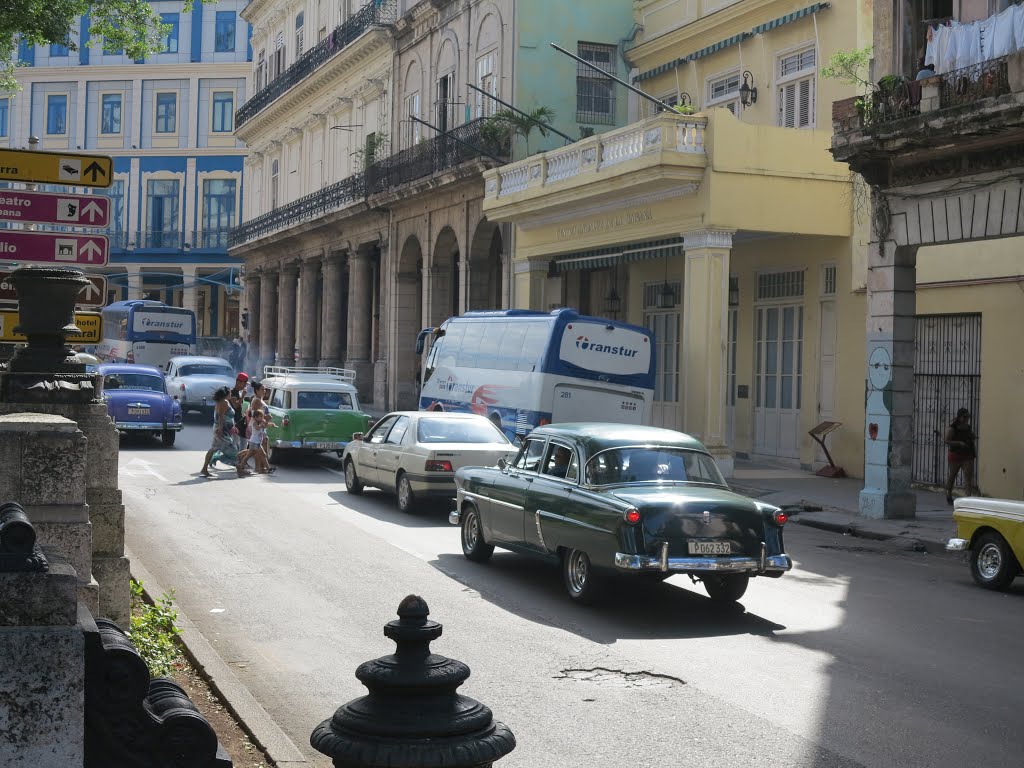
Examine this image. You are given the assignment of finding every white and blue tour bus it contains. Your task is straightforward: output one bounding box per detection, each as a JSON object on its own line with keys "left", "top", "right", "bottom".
{"left": 96, "top": 300, "right": 198, "bottom": 368}
{"left": 415, "top": 309, "right": 656, "bottom": 437}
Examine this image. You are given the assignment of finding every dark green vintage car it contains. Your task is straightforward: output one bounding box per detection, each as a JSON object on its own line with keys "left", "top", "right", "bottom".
{"left": 451, "top": 423, "right": 792, "bottom": 604}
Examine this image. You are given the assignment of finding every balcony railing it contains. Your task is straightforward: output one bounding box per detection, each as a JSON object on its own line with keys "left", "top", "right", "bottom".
{"left": 939, "top": 57, "right": 1010, "bottom": 109}
{"left": 365, "top": 118, "right": 511, "bottom": 195}
{"left": 195, "top": 228, "right": 232, "bottom": 249}
{"left": 105, "top": 230, "right": 130, "bottom": 250}
{"left": 140, "top": 230, "right": 182, "bottom": 249}
{"left": 235, "top": 0, "right": 396, "bottom": 129}
{"left": 229, "top": 118, "right": 510, "bottom": 247}
{"left": 229, "top": 174, "right": 366, "bottom": 247}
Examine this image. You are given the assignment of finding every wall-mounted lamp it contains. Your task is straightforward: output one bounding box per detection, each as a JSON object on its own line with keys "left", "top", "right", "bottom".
{"left": 679, "top": 92, "right": 692, "bottom": 106}
{"left": 740, "top": 71, "right": 758, "bottom": 107}
{"left": 604, "top": 286, "right": 622, "bottom": 317}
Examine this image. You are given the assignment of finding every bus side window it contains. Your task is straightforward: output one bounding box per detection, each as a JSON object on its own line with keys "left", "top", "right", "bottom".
{"left": 477, "top": 323, "right": 504, "bottom": 369}
{"left": 458, "top": 322, "right": 484, "bottom": 368}
{"left": 498, "top": 323, "right": 527, "bottom": 371}
{"left": 518, "top": 320, "right": 549, "bottom": 372}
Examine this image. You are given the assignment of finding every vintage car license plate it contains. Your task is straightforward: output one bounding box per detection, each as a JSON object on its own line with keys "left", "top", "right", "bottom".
{"left": 688, "top": 541, "right": 731, "bottom": 555}
{"left": 127, "top": 408, "right": 150, "bottom": 416}
{"left": 306, "top": 441, "right": 342, "bottom": 449}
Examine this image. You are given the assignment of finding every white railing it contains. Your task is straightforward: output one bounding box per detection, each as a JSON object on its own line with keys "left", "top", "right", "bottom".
{"left": 489, "top": 114, "right": 706, "bottom": 199}
{"left": 263, "top": 366, "right": 357, "bottom": 383}
{"left": 545, "top": 145, "right": 583, "bottom": 183}
{"left": 499, "top": 165, "right": 530, "bottom": 195}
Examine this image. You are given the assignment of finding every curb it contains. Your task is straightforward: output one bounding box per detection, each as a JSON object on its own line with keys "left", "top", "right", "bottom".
{"left": 794, "top": 515, "right": 953, "bottom": 555}
{"left": 127, "top": 548, "right": 308, "bottom": 767}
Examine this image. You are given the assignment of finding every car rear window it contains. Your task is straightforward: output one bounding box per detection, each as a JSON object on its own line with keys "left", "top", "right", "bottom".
{"left": 104, "top": 374, "right": 164, "bottom": 392}
{"left": 585, "top": 447, "right": 726, "bottom": 486}
{"left": 416, "top": 417, "right": 509, "bottom": 444}
{"left": 179, "top": 364, "right": 233, "bottom": 377}
{"left": 296, "top": 391, "right": 354, "bottom": 410}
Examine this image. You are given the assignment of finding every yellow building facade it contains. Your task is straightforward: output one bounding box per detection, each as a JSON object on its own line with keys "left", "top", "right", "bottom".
{"left": 484, "top": 0, "right": 871, "bottom": 477}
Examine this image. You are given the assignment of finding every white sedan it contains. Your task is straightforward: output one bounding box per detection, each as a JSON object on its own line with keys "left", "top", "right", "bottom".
{"left": 342, "top": 411, "right": 517, "bottom": 513}
{"left": 164, "top": 356, "right": 237, "bottom": 415}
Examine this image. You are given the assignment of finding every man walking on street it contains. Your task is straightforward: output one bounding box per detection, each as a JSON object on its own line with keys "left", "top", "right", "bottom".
{"left": 944, "top": 407, "right": 977, "bottom": 505}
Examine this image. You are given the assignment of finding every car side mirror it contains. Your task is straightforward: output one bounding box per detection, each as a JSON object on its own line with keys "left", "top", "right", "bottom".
{"left": 352, "top": 432, "right": 364, "bottom": 441}
{"left": 497, "top": 457, "right": 507, "bottom": 470}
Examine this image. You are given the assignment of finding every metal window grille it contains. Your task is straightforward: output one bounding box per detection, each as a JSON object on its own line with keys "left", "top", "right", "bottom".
{"left": 643, "top": 281, "right": 680, "bottom": 309}
{"left": 728, "top": 276, "right": 739, "bottom": 306}
{"left": 757, "top": 270, "right": 804, "bottom": 301}
{"left": 912, "top": 314, "right": 982, "bottom": 488}
{"left": 822, "top": 265, "right": 837, "bottom": 295}
{"left": 779, "top": 48, "right": 815, "bottom": 77}
{"left": 643, "top": 309, "right": 680, "bottom": 403}
{"left": 576, "top": 42, "right": 616, "bottom": 124}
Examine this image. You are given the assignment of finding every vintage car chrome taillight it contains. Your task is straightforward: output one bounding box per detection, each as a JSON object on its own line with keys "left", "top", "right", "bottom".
{"left": 772, "top": 510, "right": 788, "bottom": 526}
{"left": 624, "top": 508, "right": 641, "bottom": 525}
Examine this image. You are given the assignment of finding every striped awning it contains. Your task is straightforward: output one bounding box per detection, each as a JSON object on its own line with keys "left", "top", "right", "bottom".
{"left": 634, "top": 3, "right": 831, "bottom": 83}
{"left": 551, "top": 237, "right": 685, "bottom": 273}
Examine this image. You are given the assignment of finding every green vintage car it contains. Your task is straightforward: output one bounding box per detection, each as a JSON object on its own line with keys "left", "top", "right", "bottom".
{"left": 258, "top": 366, "right": 372, "bottom": 463}
{"left": 947, "top": 497, "right": 1024, "bottom": 589}
{"left": 451, "top": 423, "right": 792, "bottom": 604}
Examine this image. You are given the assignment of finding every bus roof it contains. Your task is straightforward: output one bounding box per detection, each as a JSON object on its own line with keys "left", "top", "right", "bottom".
{"left": 452, "top": 307, "right": 652, "bottom": 336}
{"left": 103, "top": 300, "right": 189, "bottom": 311}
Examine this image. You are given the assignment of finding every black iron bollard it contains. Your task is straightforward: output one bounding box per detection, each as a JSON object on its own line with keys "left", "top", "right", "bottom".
{"left": 311, "top": 595, "right": 516, "bottom": 768}
{"left": 0, "top": 501, "right": 37, "bottom": 553}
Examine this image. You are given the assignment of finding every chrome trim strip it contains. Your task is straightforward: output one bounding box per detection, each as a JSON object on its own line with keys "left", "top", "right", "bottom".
{"left": 462, "top": 490, "right": 523, "bottom": 512}
{"left": 659, "top": 541, "right": 669, "bottom": 572}
{"left": 614, "top": 552, "right": 793, "bottom": 574}
{"left": 116, "top": 422, "right": 174, "bottom": 430}
{"left": 534, "top": 511, "right": 549, "bottom": 553}
{"left": 946, "top": 538, "right": 969, "bottom": 552}
{"left": 536, "top": 509, "right": 609, "bottom": 535}
{"left": 759, "top": 542, "right": 767, "bottom": 573}
{"left": 955, "top": 509, "right": 1024, "bottom": 524}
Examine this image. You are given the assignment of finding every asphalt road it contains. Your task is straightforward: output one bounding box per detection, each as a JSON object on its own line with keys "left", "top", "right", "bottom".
{"left": 120, "top": 420, "right": 1024, "bottom": 768}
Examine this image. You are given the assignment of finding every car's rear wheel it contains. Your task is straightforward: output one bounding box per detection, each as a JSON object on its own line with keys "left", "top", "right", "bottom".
{"left": 563, "top": 548, "right": 602, "bottom": 605}
{"left": 344, "top": 459, "right": 364, "bottom": 495}
{"left": 396, "top": 472, "right": 418, "bottom": 514}
{"left": 703, "top": 574, "right": 749, "bottom": 603}
{"left": 161, "top": 430, "right": 176, "bottom": 447}
{"left": 461, "top": 504, "right": 494, "bottom": 563}
{"left": 970, "top": 531, "right": 1018, "bottom": 590}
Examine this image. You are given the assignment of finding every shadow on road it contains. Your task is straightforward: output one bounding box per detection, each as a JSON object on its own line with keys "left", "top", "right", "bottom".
{"left": 326, "top": 490, "right": 453, "bottom": 528}
{"left": 428, "top": 551, "right": 786, "bottom": 643}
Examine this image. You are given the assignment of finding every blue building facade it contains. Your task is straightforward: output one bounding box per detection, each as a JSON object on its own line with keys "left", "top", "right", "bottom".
{"left": 1, "top": 0, "right": 252, "bottom": 339}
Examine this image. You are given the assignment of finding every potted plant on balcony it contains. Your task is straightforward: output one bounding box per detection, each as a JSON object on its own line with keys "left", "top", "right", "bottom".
{"left": 482, "top": 106, "right": 557, "bottom": 157}
{"left": 673, "top": 104, "right": 698, "bottom": 116}
{"left": 821, "top": 46, "right": 873, "bottom": 123}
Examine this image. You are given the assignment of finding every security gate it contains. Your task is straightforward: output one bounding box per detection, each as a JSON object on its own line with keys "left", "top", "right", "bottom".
{"left": 913, "top": 314, "right": 981, "bottom": 486}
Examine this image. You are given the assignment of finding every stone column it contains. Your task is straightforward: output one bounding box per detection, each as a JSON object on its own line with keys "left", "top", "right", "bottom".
{"left": 345, "top": 248, "right": 374, "bottom": 400}
{"left": 181, "top": 265, "right": 198, "bottom": 316}
{"left": 245, "top": 271, "right": 261, "bottom": 364}
{"left": 259, "top": 268, "right": 278, "bottom": 369}
{"left": 298, "top": 255, "right": 322, "bottom": 367}
{"left": 512, "top": 259, "right": 550, "bottom": 310}
{"left": 277, "top": 262, "right": 299, "bottom": 366}
{"left": 320, "top": 251, "right": 345, "bottom": 367}
{"left": 859, "top": 241, "right": 917, "bottom": 519}
{"left": 682, "top": 230, "right": 734, "bottom": 477}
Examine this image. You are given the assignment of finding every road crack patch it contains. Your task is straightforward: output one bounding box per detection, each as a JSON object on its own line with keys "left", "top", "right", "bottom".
{"left": 554, "top": 667, "right": 684, "bottom": 689}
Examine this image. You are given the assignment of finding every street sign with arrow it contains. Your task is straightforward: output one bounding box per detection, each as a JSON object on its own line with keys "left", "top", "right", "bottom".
{"left": 0, "top": 230, "right": 108, "bottom": 267}
{"left": 0, "top": 189, "right": 111, "bottom": 228}
{"left": 0, "top": 148, "right": 113, "bottom": 188}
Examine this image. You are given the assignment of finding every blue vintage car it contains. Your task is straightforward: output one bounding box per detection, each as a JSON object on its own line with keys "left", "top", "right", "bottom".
{"left": 98, "top": 363, "right": 183, "bottom": 446}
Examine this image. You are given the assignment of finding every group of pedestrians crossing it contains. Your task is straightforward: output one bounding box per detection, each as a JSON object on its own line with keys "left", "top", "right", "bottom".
{"left": 198, "top": 373, "right": 276, "bottom": 478}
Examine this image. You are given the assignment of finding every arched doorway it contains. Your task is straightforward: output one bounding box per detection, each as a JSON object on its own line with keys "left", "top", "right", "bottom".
{"left": 468, "top": 218, "right": 503, "bottom": 310}
{"left": 430, "top": 226, "right": 460, "bottom": 325}
{"left": 395, "top": 235, "right": 424, "bottom": 410}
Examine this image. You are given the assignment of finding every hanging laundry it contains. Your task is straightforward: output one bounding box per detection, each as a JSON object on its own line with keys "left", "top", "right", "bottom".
{"left": 939, "top": 22, "right": 960, "bottom": 75}
{"left": 1014, "top": 3, "right": 1024, "bottom": 52}
{"left": 954, "top": 21, "right": 982, "bottom": 71}
{"left": 924, "top": 25, "right": 939, "bottom": 68}
{"left": 989, "top": 5, "right": 1017, "bottom": 58}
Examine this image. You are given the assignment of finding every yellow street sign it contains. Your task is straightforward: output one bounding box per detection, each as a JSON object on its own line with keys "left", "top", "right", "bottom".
{"left": 0, "top": 148, "right": 113, "bottom": 188}
{"left": 0, "top": 309, "right": 102, "bottom": 343}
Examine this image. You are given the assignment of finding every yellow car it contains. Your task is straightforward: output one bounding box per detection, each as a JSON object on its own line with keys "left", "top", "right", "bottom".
{"left": 947, "top": 497, "right": 1024, "bottom": 589}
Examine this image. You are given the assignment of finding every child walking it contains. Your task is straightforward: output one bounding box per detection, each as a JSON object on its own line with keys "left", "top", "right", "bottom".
{"left": 239, "top": 409, "right": 276, "bottom": 474}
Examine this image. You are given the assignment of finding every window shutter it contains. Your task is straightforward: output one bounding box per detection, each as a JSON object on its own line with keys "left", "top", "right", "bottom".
{"left": 779, "top": 83, "right": 796, "bottom": 127}
{"left": 798, "top": 77, "right": 813, "bottom": 127}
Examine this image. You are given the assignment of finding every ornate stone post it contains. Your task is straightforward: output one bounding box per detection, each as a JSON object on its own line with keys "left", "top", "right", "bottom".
{"left": 320, "top": 251, "right": 345, "bottom": 367}
{"left": 298, "top": 255, "right": 322, "bottom": 367}
{"left": 345, "top": 248, "right": 374, "bottom": 398}
{"left": 259, "top": 267, "right": 278, "bottom": 371}
{"left": 859, "top": 240, "right": 918, "bottom": 519}
{"left": 311, "top": 595, "right": 515, "bottom": 768}
{"left": 245, "top": 271, "right": 261, "bottom": 366}
{"left": 277, "top": 262, "right": 299, "bottom": 366}
{"left": 681, "top": 230, "right": 734, "bottom": 477}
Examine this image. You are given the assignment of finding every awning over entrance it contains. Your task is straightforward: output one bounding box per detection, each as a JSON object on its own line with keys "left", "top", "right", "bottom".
{"left": 633, "top": 3, "right": 831, "bottom": 83}
{"left": 550, "top": 236, "right": 685, "bottom": 273}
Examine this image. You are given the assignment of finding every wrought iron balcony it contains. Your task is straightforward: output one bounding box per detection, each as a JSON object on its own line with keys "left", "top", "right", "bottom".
{"left": 235, "top": 0, "right": 396, "bottom": 129}
{"left": 228, "top": 174, "right": 366, "bottom": 247}
{"left": 365, "top": 118, "right": 511, "bottom": 195}
{"left": 140, "top": 230, "right": 183, "bottom": 249}
{"left": 195, "top": 228, "right": 232, "bottom": 249}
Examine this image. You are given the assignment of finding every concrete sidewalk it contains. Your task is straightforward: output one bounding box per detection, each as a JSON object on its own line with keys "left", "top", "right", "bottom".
{"left": 729, "top": 460, "right": 957, "bottom": 553}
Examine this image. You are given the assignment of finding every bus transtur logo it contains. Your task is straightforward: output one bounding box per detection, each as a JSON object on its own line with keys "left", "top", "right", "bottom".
{"left": 574, "top": 335, "right": 639, "bottom": 358}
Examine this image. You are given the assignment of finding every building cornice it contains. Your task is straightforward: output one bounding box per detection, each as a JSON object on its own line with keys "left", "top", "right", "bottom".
{"left": 684, "top": 229, "right": 734, "bottom": 250}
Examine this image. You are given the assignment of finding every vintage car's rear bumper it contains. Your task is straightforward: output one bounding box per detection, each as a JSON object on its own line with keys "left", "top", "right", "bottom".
{"left": 946, "top": 538, "right": 970, "bottom": 552}
{"left": 614, "top": 545, "right": 792, "bottom": 575}
{"left": 116, "top": 422, "right": 183, "bottom": 431}
{"left": 272, "top": 439, "right": 348, "bottom": 450}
